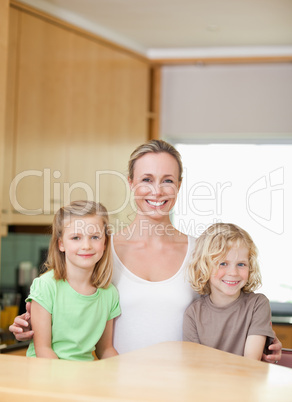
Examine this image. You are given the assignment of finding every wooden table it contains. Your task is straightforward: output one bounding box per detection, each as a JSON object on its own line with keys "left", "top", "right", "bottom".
{"left": 0, "top": 342, "right": 291, "bottom": 401}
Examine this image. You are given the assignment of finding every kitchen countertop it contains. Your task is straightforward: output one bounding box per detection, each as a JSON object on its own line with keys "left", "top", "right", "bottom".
{"left": 0, "top": 327, "right": 30, "bottom": 353}
{"left": 271, "top": 301, "right": 292, "bottom": 325}
{"left": 272, "top": 316, "right": 292, "bottom": 325}
{"left": 0, "top": 339, "right": 30, "bottom": 353}
{"left": 0, "top": 341, "right": 292, "bottom": 402}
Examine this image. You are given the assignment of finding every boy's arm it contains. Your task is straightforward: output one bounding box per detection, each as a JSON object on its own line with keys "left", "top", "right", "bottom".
{"left": 95, "top": 319, "right": 118, "bottom": 359}
{"left": 248, "top": 295, "right": 281, "bottom": 363}
{"left": 244, "top": 335, "right": 267, "bottom": 360}
{"left": 31, "top": 300, "right": 58, "bottom": 359}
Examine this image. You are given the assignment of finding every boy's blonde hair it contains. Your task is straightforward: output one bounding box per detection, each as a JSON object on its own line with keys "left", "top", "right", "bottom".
{"left": 189, "top": 223, "right": 262, "bottom": 294}
{"left": 128, "top": 139, "right": 183, "bottom": 182}
{"left": 44, "top": 200, "right": 112, "bottom": 288}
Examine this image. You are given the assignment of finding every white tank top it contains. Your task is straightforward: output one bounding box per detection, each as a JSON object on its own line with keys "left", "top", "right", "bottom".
{"left": 111, "top": 235, "right": 198, "bottom": 354}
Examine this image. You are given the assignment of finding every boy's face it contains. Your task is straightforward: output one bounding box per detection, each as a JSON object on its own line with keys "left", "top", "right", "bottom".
{"left": 209, "top": 245, "right": 249, "bottom": 306}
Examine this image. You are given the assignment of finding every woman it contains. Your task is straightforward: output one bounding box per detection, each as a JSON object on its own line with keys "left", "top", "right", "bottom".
{"left": 9, "top": 140, "right": 282, "bottom": 361}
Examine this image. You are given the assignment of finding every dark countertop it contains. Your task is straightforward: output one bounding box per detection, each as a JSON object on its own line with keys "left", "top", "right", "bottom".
{"left": 272, "top": 316, "right": 292, "bottom": 325}
{"left": 270, "top": 301, "right": 292, "bottom": 325}
{"left": 0, "top": 328, "right": 30, "bottom": 353}
{"left": 270, "top": 301, "right": 292, "bottom": 314}
{"left": 0, "top": 340, "right": 30, "bottom": 353}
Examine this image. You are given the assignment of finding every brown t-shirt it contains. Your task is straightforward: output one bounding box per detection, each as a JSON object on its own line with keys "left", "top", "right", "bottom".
{"left": 183, "top": 291, "right": 274, "bottom": 356}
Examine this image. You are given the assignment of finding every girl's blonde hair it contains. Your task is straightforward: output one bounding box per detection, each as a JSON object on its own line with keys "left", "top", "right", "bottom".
{"left": 189, "top": 223, "right": 262, "bottom": 294}
{"left": 128, "top": 139, "right": 183, "bottom": 182}
{"left": 44, "top": 200, "right": 112, "bottom": 288}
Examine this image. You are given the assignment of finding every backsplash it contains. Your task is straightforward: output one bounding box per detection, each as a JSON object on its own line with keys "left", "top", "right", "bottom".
{"left": 0, "top": 233, "right": 51, "bottom": 287}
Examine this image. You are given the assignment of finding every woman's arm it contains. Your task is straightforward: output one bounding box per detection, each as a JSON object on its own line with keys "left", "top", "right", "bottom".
{"left": 8, "top": 302, "right": 34, "bottom": 341}
{"left": 30, "top": 300, "right": 58, "bottom": 359}
{"left": 95, "top": 319, "right": 118, "bottom": 359}
{"left": 262, "top": 332, "right": 282, "bottom": 363}
{"left": 244, "top": 335, "right": 267, "bottom": 360}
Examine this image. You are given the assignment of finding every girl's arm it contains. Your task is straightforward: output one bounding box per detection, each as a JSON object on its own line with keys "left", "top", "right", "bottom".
{"left": 244, "top": 335, "right": 267, "bottom": 360}
{"left": 31, "top": 300, "right": 58, "bottom": 359}
{"left": 95, "top": 319, "right": 118, "bottom": 359}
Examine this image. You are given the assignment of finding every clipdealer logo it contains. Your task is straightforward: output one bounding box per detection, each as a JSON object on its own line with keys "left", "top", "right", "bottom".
{"left": 8, "top": 167, "right": 285, "bottom": 236}
{"left": 8, "top": 167, "right": 233, "bottom": 218}
{"left": 9, "top": 169, "right": 130, "bottom": 216}
{"left": 246, "top": 167, "right": 284, "bottom": 234}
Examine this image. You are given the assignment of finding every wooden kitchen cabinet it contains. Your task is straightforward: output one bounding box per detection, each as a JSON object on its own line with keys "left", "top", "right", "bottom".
{"left": 0, "top": 0, "right": 10, "bottom": 233}
{"left": 3, "top": 4, "right": 149, "bottom": 226}
{"left": 65, "top": 30, "right": 149, "bottom": 224}
{"left": 7, "top": 9, "right": 69, "bottom": 223}
{"left": 2, "top": 347, "right": 28, "bottom": 356}
{"left": 273, "top": 324, "right": 292, "bottom": 349}
{"left": 2, "top": 7, "right": 19, "bottom": 226}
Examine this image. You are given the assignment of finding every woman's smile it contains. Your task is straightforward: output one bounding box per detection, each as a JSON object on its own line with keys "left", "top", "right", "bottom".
{"left": 146, "top": 199, "right": 167, "bottom": 207}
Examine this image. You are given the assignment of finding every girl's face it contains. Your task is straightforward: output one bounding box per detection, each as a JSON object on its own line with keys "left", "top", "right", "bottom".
{"left": 129, "top": 152, "right": 181, "bottom": 218}
{"left": 209, "top": 244, "right": 250, "bottom": 306}
{"left": 58, "top": 215, "right": 106, "bottom": 273}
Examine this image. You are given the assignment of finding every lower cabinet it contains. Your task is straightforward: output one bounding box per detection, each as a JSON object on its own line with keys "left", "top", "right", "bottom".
{"left": 2, "top": 347, "right": 27, "bottom": 356}
{"left": 272, "top": 324, "right": 292, "bottom": 349}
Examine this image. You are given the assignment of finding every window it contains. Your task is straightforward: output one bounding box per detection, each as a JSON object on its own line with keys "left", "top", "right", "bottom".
{"left": 172, "top": 143, "right": 292, "bottom": 303}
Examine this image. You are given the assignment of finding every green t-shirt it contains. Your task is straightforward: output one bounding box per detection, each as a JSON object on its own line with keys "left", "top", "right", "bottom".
{"left": 26, "top": 270, "right": 120, "bottom": 361}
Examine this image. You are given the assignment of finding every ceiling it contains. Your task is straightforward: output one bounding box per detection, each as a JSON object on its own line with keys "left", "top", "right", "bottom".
{"left": 18, "top": 0, "right": 292, "bottom": 58}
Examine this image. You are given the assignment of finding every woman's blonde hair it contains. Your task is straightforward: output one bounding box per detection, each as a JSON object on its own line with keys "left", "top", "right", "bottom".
{"left": 128, "top": 139, "right": 183, "bottom": 182}
{"left": 189, "top": 223, "right": 262, "bottom": 294}
{"left": 44, "top": 200, "right": 112, "bottom": 288}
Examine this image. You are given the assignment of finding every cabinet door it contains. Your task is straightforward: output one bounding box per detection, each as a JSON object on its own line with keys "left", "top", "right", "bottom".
{"left": 10, "top": 12, "right": 70, "bottom": 223}
{"left": 273, "top": 324, "right": 292, "bottom": 348}
{"left": 64, "top": 32, "right": 149, "bottom": 225}
{"left": 2, "top": 5, "right": 17, "bottom": 227}
{"left": 64, "top": 34, "right": 114, "bottom": 206}
{"left": 6, "top": 9, "right": 149, "bottom": 225}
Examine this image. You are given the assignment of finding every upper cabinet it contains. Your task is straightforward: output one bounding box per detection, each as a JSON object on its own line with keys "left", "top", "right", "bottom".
{"left": 7, "top": 9, "right": 69, "bottom": 222}
{"left": 0, "top": 0, "right": 10, "bottom": 236}
{"left": 3, "top": 5, "right": 149, "bottom": 227}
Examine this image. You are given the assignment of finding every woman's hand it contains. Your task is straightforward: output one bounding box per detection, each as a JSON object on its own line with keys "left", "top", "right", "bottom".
{"left": 8, "top": 302, "right": 34, "bottom": 341}
{"left": 262, "top": 333, "right": 282, "bottom": 363}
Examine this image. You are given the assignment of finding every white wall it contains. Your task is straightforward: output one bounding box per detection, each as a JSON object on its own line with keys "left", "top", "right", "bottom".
{"left": 161, "top": 63, "right": 292, "bottom": 140}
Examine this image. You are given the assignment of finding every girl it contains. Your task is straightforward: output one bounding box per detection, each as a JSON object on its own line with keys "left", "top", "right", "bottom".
{"left": 26, "top": 200, "right": 120, "bottom": 361}
{"left": 183, "top": 222, "right": 274, "bottom": 360}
